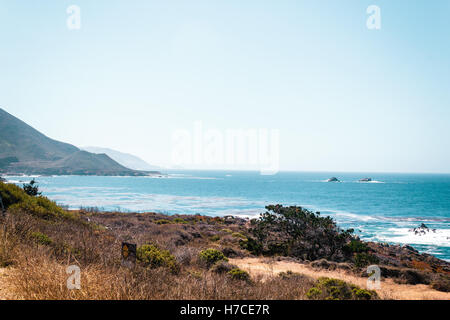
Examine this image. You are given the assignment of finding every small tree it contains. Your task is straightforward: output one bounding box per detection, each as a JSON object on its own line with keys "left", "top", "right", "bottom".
{"left": 245, "top": 205, "right": 355, "bottom": 261}
{"left": 23, "top": 179, "right": 42, "bottom": 197}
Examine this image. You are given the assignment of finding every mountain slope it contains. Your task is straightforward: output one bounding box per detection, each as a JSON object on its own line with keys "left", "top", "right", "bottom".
{"left": 0, "top": 108, "right": 148, "bottom": 176}
{"left": 82, "top": 146, "right": 162, "bottom": 171}
{"left": 0, "top": 108, "right": 78, "bottom": 162}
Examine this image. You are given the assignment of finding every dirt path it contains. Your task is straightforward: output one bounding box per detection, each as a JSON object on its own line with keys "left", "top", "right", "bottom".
{"left": 230, "top": 258, "right": 450, "bottom": 300}
{"left": 0, "top": 268, "right": 16, "bottom": 300}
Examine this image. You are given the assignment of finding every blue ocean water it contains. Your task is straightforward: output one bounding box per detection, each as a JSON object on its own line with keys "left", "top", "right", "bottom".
{"left": 6, "top": 171, "right": 450, "bottom": 260}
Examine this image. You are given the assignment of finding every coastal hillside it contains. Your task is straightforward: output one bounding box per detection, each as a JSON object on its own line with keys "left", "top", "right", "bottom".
{"left": 0, "top": 108, "right": 147, "bottom": 176}
{"left": 0, "top": 181, "right": 448, "bottom": 300}
{"left": 82, "top": 146, "right": 162, "bottom": 171}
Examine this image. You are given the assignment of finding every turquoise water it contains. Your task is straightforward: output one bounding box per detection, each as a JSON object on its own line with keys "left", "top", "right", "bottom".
{"left": 6, "top": 171, "right": 450, "bottom": 260}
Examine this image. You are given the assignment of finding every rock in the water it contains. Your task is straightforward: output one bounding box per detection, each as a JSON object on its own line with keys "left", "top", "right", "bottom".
{"left": 409, "top": 223, "right": 434, "bottom": 236}
{"left": 359, "top": 177, "right": 372, "bottom": 182}
{"left": 327, "top": 177, "right": 340, "bottom": 182}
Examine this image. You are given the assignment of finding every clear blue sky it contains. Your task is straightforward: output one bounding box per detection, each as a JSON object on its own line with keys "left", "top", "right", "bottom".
{"left": 1, "top": 0, "right": 449, "bottom": 173}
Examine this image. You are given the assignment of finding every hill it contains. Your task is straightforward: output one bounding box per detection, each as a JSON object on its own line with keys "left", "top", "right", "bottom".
{"left": 82, "top": 146, "right": 162, "bottom": 171}
{"left": 0, "top": 108, "right": 148, "bottom": 176}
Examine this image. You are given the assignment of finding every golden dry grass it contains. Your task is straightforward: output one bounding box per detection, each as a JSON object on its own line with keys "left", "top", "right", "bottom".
{"left": 230, "top": 257, "right": 450, "bottom": 300}
{"left": 1, "top": 209, "right": 447, "bottom": 300}
{"left": 3, "top": 250, "right": 316, "bottom": 300}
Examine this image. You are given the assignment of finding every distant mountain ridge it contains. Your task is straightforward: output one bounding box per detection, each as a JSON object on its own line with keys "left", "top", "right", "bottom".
{"left": 81, "top": 147, "right": 162, "bottom": 171}
{"left": 0, "top": 108, "right": 151, "bottom": 176}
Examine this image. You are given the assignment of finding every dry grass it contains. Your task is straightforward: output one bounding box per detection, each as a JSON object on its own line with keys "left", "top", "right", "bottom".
{"left": 0, "top": 210, "right": 315, "bottom": 300}
{"left": 5, "top": 246, "right": 315, "bottom": 300}
{"left": 230, "top": 257, "right": 450, "bottom": 300}
{"left": 1, "top": 209, "right": 447, "bottom": 300}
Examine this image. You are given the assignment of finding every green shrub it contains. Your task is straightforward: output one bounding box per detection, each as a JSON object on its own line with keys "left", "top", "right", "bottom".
{"left": 352, "top": 287, "right": 375, "bottom": 300}
{"left": 137, "top": 244, "right": 180, "bottom": 274}
{"left": 239, "top": 238, "right": 262, "bottom": 254}
{"left": 198, "top": 248, "right": 228, "bottom": 267}
{"left": 306, "top": 287, "right": 322, "bottom": 299}
{"left": 0, "top": 181, "right": 78, "bottom": 221}
{"left": 231, "top": 232, "right": 247, "bottom": 240}
{"left": 354, "top": 252, "right": 379, "bottom": 268}
{"left": 22, "top": 180, "right": 42, "bottom": 197}
{"left": 173, "top": 218, "right": 188, "bottom": 224}
{"left": 30, "top": 231, "right": 52, "bottom": 246}
{"left": 228, "top": 268, "right": 251, "bottom": 282}
{"left": 307, "top": 277, "right": 378, "bottom": 300}
{"left": 221, "top": 228, "right": 233, "bottom": 234}
{"left": 210, "top": 235, "right": 220, "bottom": 242}
{"left": 245, "top": 205, "right": 355, "bottom": 260}
{"left": 344, "top": 240, "right": 369, "bottom": 254}
{"left": 155, "top": 219, "right": 171, "bottom": 225}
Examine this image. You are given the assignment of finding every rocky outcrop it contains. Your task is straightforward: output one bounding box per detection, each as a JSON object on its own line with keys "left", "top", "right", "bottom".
{"left": 327, "top": 177, "right": 340, "bottom": 182}
{"left": 409, "top": 223, "right": 436, "bottom": 235}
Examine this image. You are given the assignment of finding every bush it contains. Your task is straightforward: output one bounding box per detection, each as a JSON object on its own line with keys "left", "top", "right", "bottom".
{"left": 137, "top": 244, "right": 180, "bottom": 274}
{"left": 210, "top": 235, "right": 220, "bottom": 242}
{"left": 245, "top": 205, "right": 355, "bottom": 261}
{"left": 431, "top": 277, "right": 450, "bottom": 292}
{"left": 22, "top": 180, "right": 42, "bottom": 197}
{"left": 306, "top": 287, "right": 322, "bottom": 299}
{"left": 155, "top": 219, "right": 171, "bottom": 225}
{"left": 228, "top": 268, "right": 250, "bottom": 282}
{"left": 211, "top": 261, "right": 236, "bottom": 274}
{"left": 30, "top": 231, "right": 52, "bottom": 246}
{"left": 0, "top": 181, "right": 77, "bottom": 221}
{"left": 173, "top": 218, "right": 188, "bottom": 224}
{"left": 239, "top": 237, "right": 262, "bottom": 254}
{"left": 231, "top": 232, "right": 247, "bottom": 240}
{"left": 344, "top": 240, "right": 369, "bottom": 254}
{"left": 354, "top": 252, "right": 379, "bottom": 268}
{"left": 306, "top": 277, "right": 378, "bottom": 300}
{"left": 198, "top": 248, "right": 228, "bottom": 267}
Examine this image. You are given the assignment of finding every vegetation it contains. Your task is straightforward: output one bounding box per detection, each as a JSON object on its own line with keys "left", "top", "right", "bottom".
{"left": 137, "top": 244, "right": 180, "bottom": 274}
{"left": 430, "top": 277, "right": 450, "bottom": 292}
{"left": 209, "top": 235, "right": 220, "bottom": 242}
{"left": 30, "top": 231, "right": 52, "bottom": 246}
{"left": 244, "top": 205, "right": 355, "bottom": 261}
{"left": 0, "top": 191, "right": 448, "bottom": 299}
{"left": 0, "top": 108, "right": 144, "bottom": 176}
{"left": 210, "top": 261, "right": 236, "bottom": 274}
{"left": 22, "top": 180, "right": 42, "bottom": 197}
{"left": 199, "top": 248, "right": 228, "bottom": 267}
{"left": 228, "top": 268, "right": 251, "bottom": 282}
{"left": 0, "top": 181, "right": 77, "bottom": 220}
{"left": 231, "top": 232, "right": 246, "bottom": 240}
{"left": 354, "top": 252, "right": 379, "bottom": 268}
{"left": 306, "top": 277, "right": 378, "bottom": 300}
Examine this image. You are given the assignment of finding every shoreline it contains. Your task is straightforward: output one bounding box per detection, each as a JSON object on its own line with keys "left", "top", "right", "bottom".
{"left": 1, "top": 178, "right": 449, "bottom": 299}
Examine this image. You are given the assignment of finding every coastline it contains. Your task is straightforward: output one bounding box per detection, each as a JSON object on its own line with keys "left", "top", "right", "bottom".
{"left": 3, "top": 172, "right": 450, "bottom": 262}
{"left": 1, "top": 177, "right": 449, "bottom": 299}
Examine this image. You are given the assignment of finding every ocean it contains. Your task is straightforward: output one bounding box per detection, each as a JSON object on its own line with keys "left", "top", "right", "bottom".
{"left": 5, "top": 171, "right": 450, "bottom": 261}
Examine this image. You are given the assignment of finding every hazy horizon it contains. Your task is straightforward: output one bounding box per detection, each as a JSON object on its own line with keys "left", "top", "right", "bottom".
{"left": 1, "top": 1, "right": 449, "bottom": 173}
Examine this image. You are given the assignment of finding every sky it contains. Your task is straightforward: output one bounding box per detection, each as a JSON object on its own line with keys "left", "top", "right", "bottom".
{"left": 1, "top": 0, "right": 449, "bottom": 173}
